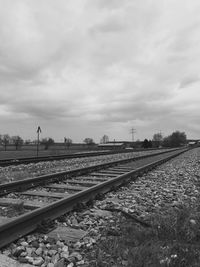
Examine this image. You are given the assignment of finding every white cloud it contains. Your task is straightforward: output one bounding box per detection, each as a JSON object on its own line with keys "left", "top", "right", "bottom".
{"left": 0, "top": 0, "right": 200, "bottom": 141}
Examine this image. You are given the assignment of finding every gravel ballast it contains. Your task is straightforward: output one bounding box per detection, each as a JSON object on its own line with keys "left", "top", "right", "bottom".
{"left": 0, "top": 149, "right": 171, "bottom": 184}
{"left": 1, "top": 147, "right": 199, "bottom": 266}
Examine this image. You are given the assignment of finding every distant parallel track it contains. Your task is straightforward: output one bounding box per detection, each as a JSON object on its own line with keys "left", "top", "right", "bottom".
{"left": 0, "top": 148, "right": 172, "bottom": 167}
{"left": 0, "top": 149, "right": 140, "bottom": 167}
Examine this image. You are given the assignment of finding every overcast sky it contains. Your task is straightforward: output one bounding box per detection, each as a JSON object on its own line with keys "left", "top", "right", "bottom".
{"left": 0, "top": 0, "right": 200, "bottom": 143}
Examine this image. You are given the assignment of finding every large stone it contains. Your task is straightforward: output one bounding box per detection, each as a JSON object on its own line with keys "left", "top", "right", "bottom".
{"left": 54, "top": 258, "right": 66, "bottom": 267}
{"left": 48, "top": 226, "right": 87, "bottom": 242}
{"left": 90, "top": 209, "right": 112, "bottom": 218}
{"left": 0, "top": 254, "right": 32, "bottom": 267}
{"left": 32, "top": 256, "right": 44, "bottom": 266}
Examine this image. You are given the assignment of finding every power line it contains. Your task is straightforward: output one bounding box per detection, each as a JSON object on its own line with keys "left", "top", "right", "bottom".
{"left": 130, "top": 128, "right": 136, "bottom": 142}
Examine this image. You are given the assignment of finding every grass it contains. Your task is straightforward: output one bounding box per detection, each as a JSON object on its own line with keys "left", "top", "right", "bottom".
{"left": 0, "top": 149, "right": 70, "bottom": 159}
{"left": 85, "top": 204, "right": 200, "bottom": 267}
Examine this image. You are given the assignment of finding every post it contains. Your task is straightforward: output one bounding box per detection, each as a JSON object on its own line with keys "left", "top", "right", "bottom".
{"left": 36, "top": 126, "right": 42, "bottom": 157}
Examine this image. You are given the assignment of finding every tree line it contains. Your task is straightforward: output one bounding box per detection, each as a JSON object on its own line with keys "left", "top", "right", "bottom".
{"left": 0, "top": 134, "right": 97, "bottom": 151}
{"left": 0, "top": 130, "right": 187, "bottom": 151}
{"left": 0, "top": 134, "right": 24, "bottom": 150}
{"left": 142, "top": 131, "right": 187, "bottom": 148}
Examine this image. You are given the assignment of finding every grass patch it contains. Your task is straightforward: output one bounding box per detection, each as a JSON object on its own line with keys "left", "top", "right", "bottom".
{"left": 85, "top": 205, "right": 200, "bottom": 267}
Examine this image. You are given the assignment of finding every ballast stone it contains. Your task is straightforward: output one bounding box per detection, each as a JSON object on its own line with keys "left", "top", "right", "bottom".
{"left": 0, "top": 253, "right": 32, "bottom": 267}
{"left": 48, "top": 226, "right": 87, "bottom": 242}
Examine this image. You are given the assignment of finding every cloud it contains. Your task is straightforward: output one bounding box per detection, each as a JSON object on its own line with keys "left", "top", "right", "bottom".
{"left": 0, "top": 0, "right": 200, "bottom": 141}
{"left": 179, "top": 76, "right": 200, "bottom": 89}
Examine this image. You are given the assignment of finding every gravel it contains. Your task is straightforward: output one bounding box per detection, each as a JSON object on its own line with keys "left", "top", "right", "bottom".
{"left": 1, "top": 147, "right": 199, "bottom": 266}
{"left": 0, "top": 149, "right": 170, "bottom": 184}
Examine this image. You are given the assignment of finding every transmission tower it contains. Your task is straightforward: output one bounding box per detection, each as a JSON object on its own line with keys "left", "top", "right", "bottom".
{"left": 130, "top": 128, "right": 136, "bottom": 142}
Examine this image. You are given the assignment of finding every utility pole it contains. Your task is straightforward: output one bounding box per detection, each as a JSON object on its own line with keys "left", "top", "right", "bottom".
{"left": 130, "top": 128, "right": 136, "bottom": 142}
{"left": 36, "top": 126, "right": 42, "bottom": 157}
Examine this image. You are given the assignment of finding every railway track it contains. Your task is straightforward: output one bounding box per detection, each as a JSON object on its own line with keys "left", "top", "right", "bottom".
{"left": 0, "top": 148, "right": 173, "bottom": 167}
{"left": 0, "top": 150, "right": 131, "bottom": 167}
{"left": 0, "top": 147, "right": 189, "bottom": 248}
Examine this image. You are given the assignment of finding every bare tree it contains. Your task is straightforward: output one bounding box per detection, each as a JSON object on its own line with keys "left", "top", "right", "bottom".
{"left": 153, "top": 133, "right": 163, "bottom": 141}
{"left": 11, "top": 136, "right": 24, "bottom": 150}
{"left": 100, "top": 135, "right": 109, "bottom": 144}
{"left": 64, "top": 137, "right": 72, "bottom": 149}
{"left": 24, "top": 139, "right": 31, "bottom": 145}
{"left": 41, "top": 137, "right": 54, "bottom": 150}
{"left": 83, "top": 138, "right": 95, "bottom": 147}
{"left": 152, "top": 132, "right": 163, "bottom": 147}
{"left": 2, "top": 134, "right": 11, "bottom": 151}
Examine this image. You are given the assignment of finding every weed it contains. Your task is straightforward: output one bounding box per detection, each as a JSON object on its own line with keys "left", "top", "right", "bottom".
{"left": 85, "top": 204, "right": 200, "bottom": 267}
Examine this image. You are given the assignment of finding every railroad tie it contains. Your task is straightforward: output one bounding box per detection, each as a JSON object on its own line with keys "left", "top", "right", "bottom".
{"left": 0, "top": 198, "right": 47, "bottom": 209}
{"left": 21, "top": 190, "right": 70, "bottom": 199}
{"left": 45, "top": 184, "right": 87, "bottom": 191}
{"left": 91, "top": 172, "right": 119, "bottom": 177}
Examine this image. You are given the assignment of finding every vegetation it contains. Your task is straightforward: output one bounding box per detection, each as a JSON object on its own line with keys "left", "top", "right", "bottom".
{"left": 12, "top": 136, "right": 23, "bottom": 150}
{"left": 40, "top": 137, "right": 55, "bottom": 150}
{"left": 162, "top": 131, "right": 187, "bottom": 148}
{"left": 83, "top": 138, "right": 95, "bottom": 147}
{"left": 87, "top": 203, "right": 200, "bottom": 267}
{"left": 153, "top": 133, "right": 163, "bottom": 148}
{"left": 0, "top": 134, "right": 24, "bottom": 150}
{"left": 142, "top": 139, "right": 152, "bottom": 148}
{"left": 100, "top": 135, "right": 109, "bottom": 144}
{"left": 64, "top": 137, "right": 73, "bottom": 149}
{"left": 1, "top": 134, "right": 10, "bottom": 151}
{"left": 0, "top": 130, "right": 188, "bottom": 152}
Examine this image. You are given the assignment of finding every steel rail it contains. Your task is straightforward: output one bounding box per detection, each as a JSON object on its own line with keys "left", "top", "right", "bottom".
{"left": 0, "top": 148, "right": 182, "bottom": 195}
{"left": 0, "top": 148, "right": 188, "bottom": 248}
{"left": 0, "top": 147, "right": 178, "bottom": 167}
{"left": 0, "top": 149, "right": 135, "bottom": 167}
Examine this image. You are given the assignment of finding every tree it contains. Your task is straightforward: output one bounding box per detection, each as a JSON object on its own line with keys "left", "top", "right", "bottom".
{"left": 162, "top": 136, "right": 171, "bottom": 147}
{"left": 64, "top": 137, "right": 72, "bottom": 149}
{"left": 100, "top": 135, "right": 109, "bottom": 144}
{"left": 11, "top": 136, "right": 23, "bottom": 150}
{"left": 148, "top": 140, "right": 152, "bottom": 148}
{"left": 41, "top": 137, "right": 54, "bottom": 150}
{"left": 142, "top": 139, "right": 149, "bottom": 149}
{"left": 152, "top": 132, "right": 163, "bottom": 148}
{"left": 169, "top": 131, "right": 187, "bottom": 147}
{"left": 24, "top": 139, "right": 31, "bottom": 145}
{"left": 133, "top": 139, "right": 142, "bottom": 148}
{"left": 162, "top": 131, "right": 187, "bottom": 147}
{"left": 1, "top": 134, "right": 11, "bottom": 151}
{"left": 83, "top": 138, "right": 95, "bottom": 147}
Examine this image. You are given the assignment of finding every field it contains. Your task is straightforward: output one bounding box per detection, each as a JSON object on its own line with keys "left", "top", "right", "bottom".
{"left": 0, "top": 144, "right": 98, "bottom": 159}
{"left": 0, "top": 149, "right": 73, "bottom": 160}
